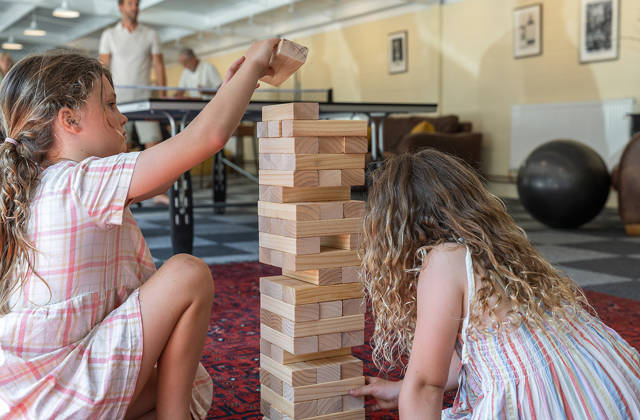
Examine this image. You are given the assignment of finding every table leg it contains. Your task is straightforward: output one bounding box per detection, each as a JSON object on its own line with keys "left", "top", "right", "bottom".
{"left": 169, "top": 171, "right": 194, "bottom": 254}
{"left": 212, "top": 151, "right": 227, "bottom": 215}
{"left": 162, "top": 110, "right": 195, "bottom": 255}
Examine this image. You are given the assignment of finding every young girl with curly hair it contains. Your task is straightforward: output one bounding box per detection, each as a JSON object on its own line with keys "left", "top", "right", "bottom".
{"left": 0, "top": 40, "right": 278, "bottom": 419}
{"left": 351, "top": 150, "right": 640, "bottom": 419}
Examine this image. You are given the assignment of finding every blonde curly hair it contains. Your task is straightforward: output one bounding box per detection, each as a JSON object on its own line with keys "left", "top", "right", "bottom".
{"left": 361, "top": 150, "right": 589, "bottom": 371}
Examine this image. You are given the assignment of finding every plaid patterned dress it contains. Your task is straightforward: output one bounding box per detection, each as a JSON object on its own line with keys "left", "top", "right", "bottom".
{"left": 0, "top": 153, "right": 212, "bottom": 419}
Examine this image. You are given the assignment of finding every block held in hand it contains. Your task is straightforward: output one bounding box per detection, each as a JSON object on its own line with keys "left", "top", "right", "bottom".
{"left": 260, "top": 39, "right": 308, "bottom": 87}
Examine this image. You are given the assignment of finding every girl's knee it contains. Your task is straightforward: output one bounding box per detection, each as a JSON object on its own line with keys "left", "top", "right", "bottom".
{"left": 164, "top": 254, "right": 214, "bottom": 297}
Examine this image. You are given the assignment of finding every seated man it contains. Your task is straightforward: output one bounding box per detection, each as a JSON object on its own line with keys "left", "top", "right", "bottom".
{"left": 175, "top": 47, "right": 222, "bottom": 100}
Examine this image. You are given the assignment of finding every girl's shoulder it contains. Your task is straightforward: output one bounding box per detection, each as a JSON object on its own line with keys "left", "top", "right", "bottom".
{"left": 419, "top": 242, "right": 468, "bottom": 290}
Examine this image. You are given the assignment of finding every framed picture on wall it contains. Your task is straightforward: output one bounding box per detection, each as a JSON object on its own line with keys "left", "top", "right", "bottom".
{"left": 513, "top": 4, "right": 542, "bottom": 59}
{"left": 388, "top": 31, "right": 408, "bottom": 74}
{"left": 580, "top": 0, "right": 619, "bottom": 63}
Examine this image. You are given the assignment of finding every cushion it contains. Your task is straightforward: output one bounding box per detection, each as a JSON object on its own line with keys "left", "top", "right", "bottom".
{"left": 410, "top": 121, "right": 435, "bottom": 135}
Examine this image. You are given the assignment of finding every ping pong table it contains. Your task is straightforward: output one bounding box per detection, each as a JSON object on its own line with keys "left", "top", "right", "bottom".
{"left": 118, "top": 98, "right": 437, "bottom": 254}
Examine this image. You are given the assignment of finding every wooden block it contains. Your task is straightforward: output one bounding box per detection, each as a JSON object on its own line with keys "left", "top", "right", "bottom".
{"left": 341, "top": 266, "right": 361, "bottom": 283}
{"left": 317, "top": 396, "right": 342, "bottom": 415}
{"left": 268, "top": 120, "right": 282, "bottom": 137}
{"left": 319, "top": 301, "right": 342, "bottom": 319}
{"left": 260, "top": 39, "right": 308, "bottom": 87}
{"left": 343, "top": 201, "right": 365, "bottom": 218}
{"left": 259, "top": 154, "right": 365, "bottom": 171}
{"left": 269, "top": 407, "right": 282, "bottom": 420}
{"left": 280, "top": 314, "right": 364, "bottom": 338}
{"left": 258, "top": 201, "right": 320, "bottom": 221}
{"left": 260, "top": 275, "right": 363, "bottom": 304}
{"left": 259, "top": 137, "right": 319, "bottom": 155}
{"left": 259, "top": 247, "right": 361, "bottom": 271}
{"left": 340, "top": 358, "right": 363, "bottom": 379}
{"left": 281, "top": 120, "right": 367, "bottom": 137}
{"left": 318, "top": 170, "right": 341, "bottom": 187}
{"left": 289, "top": 376, "right": 365, "bottom": 403}
{"left": 259, "top": 232, "right": 320, "bottom": 255}
{"left": 259, "top": 185, "right": 350, "bottom": 203}
{"left": 261, "top": 307, "right": 285, "bottom": 332}
{"left": 261, "top": 369, "right": 284, "bottom": 395}
{"left": 261, "top": 398, "right": 271, "bottom": 416}
{"left": 317, "top": 169, "right": 364, "bottom": 187}
{"left": 317, "top": 202, "right": 343, "bottom": 219}
{"left": 261, "top": 385, "right": 317, "bottom": 419}
{"left": 341, "top": 330, "right": 364, "bottom": 347}
{"left": 318, "top": 136, "right": 346, "bottom": 154}
{"left": 318, "top": 136, "right": 368, "bottom": 154}
{"left": 305, "top": 409, "right": 365, "bottom": 420}
{"left": 259, "top": 216, "right": 362, "bottom": 238}
{"left": 342, "top": 298, "right": 365, "bottom": 316}
{"left": 261, "top": 337, "right": 273, "bottom": 357}
{"left": 344, "top": 136, "right": 368, "bottom": 154}
{"left": 282, "top": 382, "right": 294, "bottom": 401}
{"left": 268, "top": 344, "right": 351, "bottom": 365}
{"left": 282, "top": 268, "right": 342, "bottom": 286}
{"left": 261, "top": 354, "right": 317, "bottom": 387}
{"left": 261, "top": 294, "right": 319, "bottom": 322}
{"left": 259, "top": 170, "right": 319, "bottom": 188}
{"left": 342, "top": 395, "right": 365, "bottom": 410}
{"left": 318, "top": 333, "right": 342, "bottom": 351}
{"left": 321, "top": 234, "right": 362, "bottom": 250}
{"left": 262, "top": 102, "right": 319, "bottom": 121}
{"left": 306, "top": 359, "right": 341, "bottom": 384}
{"left": 261, "top": 323, "right": 318, "bottom": 354}
{"left": 257, "top": 121, "right": 269, "bottom": 137}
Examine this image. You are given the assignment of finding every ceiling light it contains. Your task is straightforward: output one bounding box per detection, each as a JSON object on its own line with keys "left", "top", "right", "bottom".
{"left": 2, "top": 37, "right": 23, "bottom": 50}
{"left": 24, "top": 15, "right": 47, "bottom": 37}
{"left": 53, "top": 1, "right": 80, "bottom": 19}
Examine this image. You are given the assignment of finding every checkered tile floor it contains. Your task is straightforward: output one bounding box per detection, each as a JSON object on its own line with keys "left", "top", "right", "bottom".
{"left": 131, "top": 176, "right": 640, "bottom": 301}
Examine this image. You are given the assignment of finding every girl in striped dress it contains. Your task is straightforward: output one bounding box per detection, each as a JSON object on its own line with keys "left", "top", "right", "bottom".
{"left": 0, "top": 42, "right": 277, "bottom": 419}
{"left": 351, "top": 150, "right": 640, "bottom": 419}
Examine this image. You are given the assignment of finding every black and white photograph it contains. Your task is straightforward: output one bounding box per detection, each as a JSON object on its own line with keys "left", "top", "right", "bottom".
{"left": 580, "top": 0, "right": 619, "bottom": 62}
{"left": 514, "top": 4, "right": 542, "bottom": 58}
{"left": 388, "top": 30, "right": 408, "bottom": 74}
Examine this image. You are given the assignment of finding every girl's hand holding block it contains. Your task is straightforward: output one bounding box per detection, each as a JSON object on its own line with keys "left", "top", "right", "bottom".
{"left": 259, "top": 39, "right": 308, "bottom": 87}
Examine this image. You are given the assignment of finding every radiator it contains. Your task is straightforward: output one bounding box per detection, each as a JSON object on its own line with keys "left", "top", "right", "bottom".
{"left": 510, "top": 98, "right": 635, "bottom": 171}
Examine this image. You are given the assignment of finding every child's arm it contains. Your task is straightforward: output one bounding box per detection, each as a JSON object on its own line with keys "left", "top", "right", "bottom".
{"left": 127, "top": 39, "right": 279, "bottom": 203}
{"left": 398, "top": 246, "right": 465, "bottom": 420}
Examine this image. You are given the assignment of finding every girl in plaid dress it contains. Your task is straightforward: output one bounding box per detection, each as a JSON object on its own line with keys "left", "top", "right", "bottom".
{"left": 351, "top": 151, "right": 640, "bottom": 419}
{"left": 0, "top": 40, "right": 278, "bottom": 419}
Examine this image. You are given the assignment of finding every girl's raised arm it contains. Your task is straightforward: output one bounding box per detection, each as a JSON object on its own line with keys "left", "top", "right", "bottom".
{"left": 127, "top": 39, "right": 279, "bottom": 203}
{"left": 398, "top": 245, "right": 465, "bottom": 420}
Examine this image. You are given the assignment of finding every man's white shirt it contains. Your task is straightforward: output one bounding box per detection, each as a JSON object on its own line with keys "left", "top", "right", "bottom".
{"left": 178, "top": 60, "right": 222, "bottom": 99}
{"left": 99, "top": 22, "right": 161, "bottom": 103}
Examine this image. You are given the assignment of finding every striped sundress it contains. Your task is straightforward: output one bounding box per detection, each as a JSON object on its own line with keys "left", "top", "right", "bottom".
{"left": 442, "top": 247, "right": 640, "bottom": 419}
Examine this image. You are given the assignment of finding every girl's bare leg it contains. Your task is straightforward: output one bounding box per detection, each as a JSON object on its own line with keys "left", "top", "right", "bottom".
{"left": 124, "top": 254, "right": 214, "bottom": 420}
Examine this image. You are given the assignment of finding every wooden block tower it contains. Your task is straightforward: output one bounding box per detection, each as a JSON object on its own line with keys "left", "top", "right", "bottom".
{"left": 257, "top": 102, "right": 368, "bottom": 420}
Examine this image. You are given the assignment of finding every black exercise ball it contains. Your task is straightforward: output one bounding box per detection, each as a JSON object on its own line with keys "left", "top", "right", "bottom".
{"left": 517, "top": 139, "right": 610, "bottom": 229}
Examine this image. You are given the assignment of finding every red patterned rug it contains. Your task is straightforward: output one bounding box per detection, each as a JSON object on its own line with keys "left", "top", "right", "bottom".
{"left": 202, "top": 262, "right": 640, "bottom": 419}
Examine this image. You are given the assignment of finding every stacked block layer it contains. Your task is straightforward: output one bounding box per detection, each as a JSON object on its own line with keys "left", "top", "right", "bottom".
{"left": 258, "top": 103, "right": 367, "bottom": 420}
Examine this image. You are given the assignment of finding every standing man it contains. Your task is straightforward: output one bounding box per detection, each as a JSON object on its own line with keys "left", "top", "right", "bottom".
{"left": 99, "top": 0, "right": 169, "bottom": 205}
{"left": 175, "top": 47, "right": 222, "bottom": 100}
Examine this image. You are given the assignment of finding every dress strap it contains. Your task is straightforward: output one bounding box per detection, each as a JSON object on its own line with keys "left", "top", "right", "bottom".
{"left": 459, "top": 245, "right": 475, "bottom": 364}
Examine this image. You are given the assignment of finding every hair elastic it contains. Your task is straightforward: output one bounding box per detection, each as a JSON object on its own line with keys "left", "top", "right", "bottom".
{"left": 4, "top": 137, "right": 18, "bottom": 145}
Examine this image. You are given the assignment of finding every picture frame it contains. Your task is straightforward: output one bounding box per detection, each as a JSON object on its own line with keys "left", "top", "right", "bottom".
{"left": 388, "top": 31, "right": 408, "bottom": 74}
{"left": 580, "top": 0, "right": 619, "bottom": 63}
{"left": 513, "top": 4, "right": 542, "bottom": 59}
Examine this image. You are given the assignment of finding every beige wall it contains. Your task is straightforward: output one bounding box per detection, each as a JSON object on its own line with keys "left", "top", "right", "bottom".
{"left": 167, "top": 0, "right": 640, "bottom": 177}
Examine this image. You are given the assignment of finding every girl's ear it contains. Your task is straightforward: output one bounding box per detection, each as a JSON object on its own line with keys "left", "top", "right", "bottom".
{"left": 56, "top": 107, "right": 81, "bottom": 135}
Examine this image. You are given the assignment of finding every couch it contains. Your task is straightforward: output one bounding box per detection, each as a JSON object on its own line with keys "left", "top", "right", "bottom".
{"left": 611, "top": 132, "right": 640, "bottom": 235}
{"left": 380, "top": 115, "right": 483, "bottom": 172}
